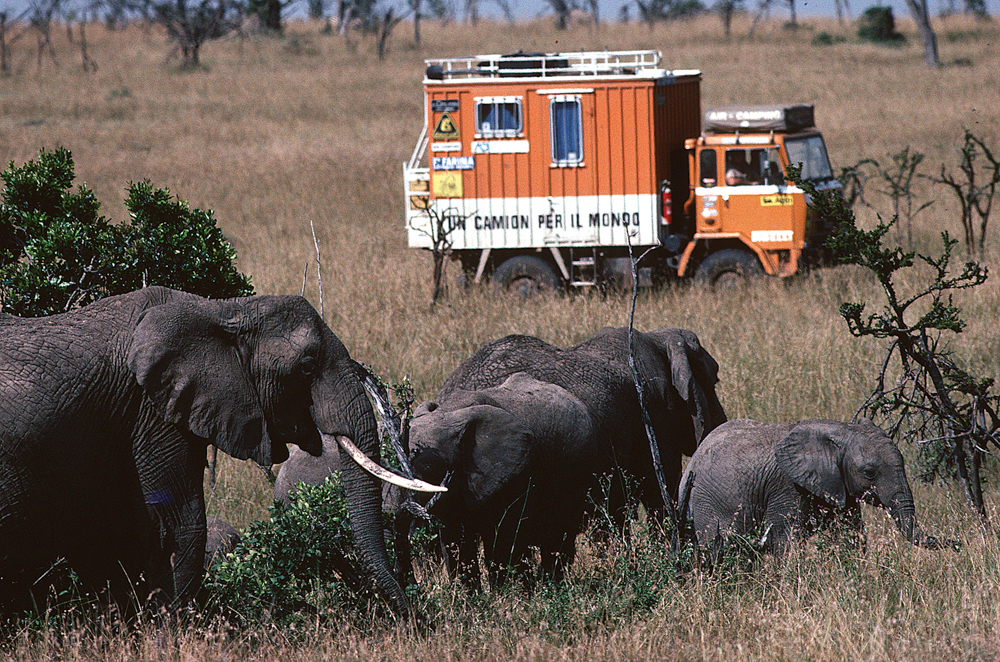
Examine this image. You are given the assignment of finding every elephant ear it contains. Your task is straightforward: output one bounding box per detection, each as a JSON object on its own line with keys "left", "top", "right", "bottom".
{"left": 774, "top": 422, "right": 847, "bottom": 508}
{"left": 411, "top": 404, "right": 531, "bottom": 508}
{"left": 653, "top": 329, "right": 727, "bottom": 444}
{"left": 127, "top": 299, "right": 270, "bottom": 465}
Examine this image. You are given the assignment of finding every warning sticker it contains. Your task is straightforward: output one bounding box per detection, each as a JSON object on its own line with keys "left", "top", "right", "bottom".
{"left": 433, "top": 113, "right": 460, "bottom": 141}
{"left": 761, "top": 194, "right": 793, "bottom": 206}
{"left": 432, "top": 171, "right": 463, "bottom": 198}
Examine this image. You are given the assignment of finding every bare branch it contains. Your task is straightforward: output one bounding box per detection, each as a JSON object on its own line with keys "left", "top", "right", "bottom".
{"left": 310, "top": 220, "right": 323, "bottom": 320}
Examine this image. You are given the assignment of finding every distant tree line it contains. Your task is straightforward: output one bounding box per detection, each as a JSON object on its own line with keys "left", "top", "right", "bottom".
{"left": 1, "top": 0, "right": 991, "bottom": 72}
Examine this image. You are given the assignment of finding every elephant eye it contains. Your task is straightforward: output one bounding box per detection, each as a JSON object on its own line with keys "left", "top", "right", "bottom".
{"left": 299, "top": 357, "right": 319, "bottom": 378}
{"left": 862, "top": 465, "right": 879, "bottom": 480}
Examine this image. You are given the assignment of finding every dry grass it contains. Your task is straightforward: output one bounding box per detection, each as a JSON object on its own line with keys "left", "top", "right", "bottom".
{"left": 3, "top": 12, "right": 1000, "bottom": 661}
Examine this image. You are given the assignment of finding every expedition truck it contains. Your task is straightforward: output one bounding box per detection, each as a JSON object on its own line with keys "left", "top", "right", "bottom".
{"left": 403, "top": 50, "right": 842, "bottom": 293}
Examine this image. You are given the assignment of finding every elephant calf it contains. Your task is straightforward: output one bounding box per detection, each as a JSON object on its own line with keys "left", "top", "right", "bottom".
{"left": 407, "top": 372, "right": 598, "bottom": 587}
{"left": 204, "top": 517, "right": 241, "bottom": 571}
{"left": 681, "top": 418, "right": 945, "bottom": 554}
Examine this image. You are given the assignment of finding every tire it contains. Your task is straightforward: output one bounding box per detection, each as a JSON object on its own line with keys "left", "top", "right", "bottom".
{"left": 694, "top": 249, "right": 765, "bottom": 290}
{"left": 491, "top": 255, "right": 560, "bottom": 297}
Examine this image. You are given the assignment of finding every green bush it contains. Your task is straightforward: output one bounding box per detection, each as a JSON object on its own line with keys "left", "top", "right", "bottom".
{"left": 812, "top": 30, "right": 847, "bottom": 45}
{"left": 0, "top": 147, "right": 252, "bottom": 316}
{"left": 203, "top": 477, "right": 392, "bottom": 628}
{"left": 857, "top": 6, "right": 906, "bottom": 44}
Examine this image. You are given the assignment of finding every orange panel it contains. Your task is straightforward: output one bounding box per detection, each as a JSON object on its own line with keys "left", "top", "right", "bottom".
{"left": 425, "top": 74, "right": 700, "bottom": 204}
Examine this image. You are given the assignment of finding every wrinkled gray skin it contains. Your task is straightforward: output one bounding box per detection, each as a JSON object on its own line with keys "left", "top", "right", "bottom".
{"left": 682, "top": 418, "right": 943, "bottom": 553}
{"left": 0, "top": 286, "right": 407, "bottom": 616}
{"left": 436, "top": 327, "right": 728, "bottom": 526}
{"left": 204, "top": 517, "right": 241, "bottom": 572}
{"left": 406, "top": 373, "right": 597, "bottom": 586}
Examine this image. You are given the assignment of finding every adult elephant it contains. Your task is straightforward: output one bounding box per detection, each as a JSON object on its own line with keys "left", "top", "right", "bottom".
{"left": 436, "top": 327, "right": 727, "bottom": 528}
{"left": 0, "top": 286, "right": 434, "bottom": 616}
{"left": 404, "top": 372, "right": 597, "bottom": 586}
{"left": 681, "top": 418, "right": 945, "bottom": 554}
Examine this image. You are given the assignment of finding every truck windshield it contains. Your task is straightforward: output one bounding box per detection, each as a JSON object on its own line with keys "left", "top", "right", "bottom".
{"left": 784, "top": 135, "right": 834, "bottom": 181}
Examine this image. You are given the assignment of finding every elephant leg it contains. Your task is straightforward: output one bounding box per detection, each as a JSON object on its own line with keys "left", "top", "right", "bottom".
{"left": 759, "top": 500, "right": 796, "bottom": 556}
{"left": 440, "top": 523, "right": 482, "bottom": 590}
{"left": 538, "top": 534, "right": 576, "bottom": 583}
{"left": 537, "top": 489, "right": 585, "bottom": 582}
{"left": 484, "top": 490, "right": 536, "bottom": 587}
{"left": 809, "top": 500, "right": 866, "bottom": 552}
{"left": 481, "top": 521, "right": 530, "bottom": 587}
{"left": 137, "top": 437, "right": 209, "bottom": 610}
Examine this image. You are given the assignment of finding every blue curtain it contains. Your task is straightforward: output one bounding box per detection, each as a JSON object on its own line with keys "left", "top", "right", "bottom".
{"left": 551, "top": 100, "right": 581, "bottom": 163}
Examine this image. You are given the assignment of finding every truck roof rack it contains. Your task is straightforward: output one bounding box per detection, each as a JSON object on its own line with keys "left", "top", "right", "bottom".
{"left": 704, "top": 104, "right": 815, "bottom": 133}
{"left": 424, "top": 50, "right": 699, "bottom": 82}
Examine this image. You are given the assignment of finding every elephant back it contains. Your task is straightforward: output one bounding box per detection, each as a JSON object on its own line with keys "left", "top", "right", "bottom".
{"left": 440, "top": 334, "right": 623, "bottom": 420}
{"left": 439, "top": 335, "right": 566, "bottom": 395}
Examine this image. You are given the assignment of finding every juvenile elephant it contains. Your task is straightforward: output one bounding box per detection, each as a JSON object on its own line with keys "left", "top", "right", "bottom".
{"left": 681, "top": 418, "right": 944, "bottom": 554}
{"left": 0, "top": 286, "right": 432, "bottom": 616}
{"left": 275, "top": 436, "right": 406, "bottom": 511}
{"left": 204, "top": 517, "right": 241, "bottom": 572}
{"left": 436, "top": 327, "right": 727, "bottom": 526}
{"left": 405, "top": 372, "right": 597, "bottom": 586}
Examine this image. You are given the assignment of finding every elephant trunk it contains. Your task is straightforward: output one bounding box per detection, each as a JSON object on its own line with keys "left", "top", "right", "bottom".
{"left": 881, "top": 479, "right": 950, "bottom": 550}
{"left": 888, "top": 494, "right": 916, "bottom": 542}
{"left": 315, "top": 369, "right": 409, "bottom": 617}
{"left": 882, "top": 484, "right": 942, "bottom": 548}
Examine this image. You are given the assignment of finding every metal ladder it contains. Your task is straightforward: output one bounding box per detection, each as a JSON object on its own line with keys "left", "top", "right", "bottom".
{"left": 570, "top": 248, "right": 598, "bottom": 287}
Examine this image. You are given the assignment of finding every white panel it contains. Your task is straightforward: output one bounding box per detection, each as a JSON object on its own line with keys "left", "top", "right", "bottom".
{"left": 408, "top": 195, "right": 659, "bottom": 249}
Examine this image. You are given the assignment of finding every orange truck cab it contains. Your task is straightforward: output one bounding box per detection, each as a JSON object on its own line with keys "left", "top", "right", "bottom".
{"left": 404, "top": 50, "right": 841, "bottom": 292}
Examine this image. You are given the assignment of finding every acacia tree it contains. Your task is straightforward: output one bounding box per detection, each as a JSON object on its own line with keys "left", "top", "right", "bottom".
{"left": 544, "top": 0, "right": 576, "bottom": 29}
{"left": 408, "top": 201, "right": 460, "bottom": 307}
{"left": 715, "top": 0, "right": 741, "bottom": 37}
{"left": 0, "top": 8, "right": 31, "bottom": 74}
{"left": 847, "top": 148, "right": 933, "bottom": 250}
{"left": 247, "top": 0, "right": 292, "bottom": 31}
{"left": 152, "top": 0, "right": 243, "bottom": 67}
{"left": 791, "top": 163, "right": 999, "bottom": 524}
{"left": 902, "top": 0, "right": 940, "bottom": 67}
{"left": 927, "top": 131, "right": 1000, "bottom": 259}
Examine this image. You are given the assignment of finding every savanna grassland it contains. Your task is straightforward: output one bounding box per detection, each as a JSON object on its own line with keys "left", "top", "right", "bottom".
{"left": 2, "top": 11, "right": 1000, "bottom": 661}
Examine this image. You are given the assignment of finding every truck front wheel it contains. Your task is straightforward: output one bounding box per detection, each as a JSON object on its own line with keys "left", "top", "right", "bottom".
{"left": 492, "top": 255, "right": 560, "bottom": 296}
{"left": 694, "top": 249, "right": 764, "bottom": 289}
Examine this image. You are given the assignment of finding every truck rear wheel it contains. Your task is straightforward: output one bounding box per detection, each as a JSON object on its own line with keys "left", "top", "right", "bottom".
{"left": 492, "top": 255, "right": 560, "bottom": 296}
{"left": 694, "top": 249, "right": 764, "bottom": 289}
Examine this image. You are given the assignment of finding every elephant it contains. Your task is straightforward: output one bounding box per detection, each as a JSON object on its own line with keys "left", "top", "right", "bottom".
{"left": 404, "top": 372, "right": 598, "bottom": 586}
{"left": 0, "top": 286, "right": 435, "bottom": 616}
{"left": 275, "top": 436, "right": 407, "bottom": 511}
{"left": 204, "top": 517, "right": 241, "bottom": 572}
{"left": 434, "top": 326, "right": 728, "bottom": 527}
{"left": 680, "top": 418, "right": 945, "bottom": 554}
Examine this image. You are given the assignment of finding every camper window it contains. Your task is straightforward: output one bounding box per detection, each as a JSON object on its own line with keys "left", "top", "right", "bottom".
{"left": 475, "top": 97, "right": 523, "bottom": 138}
{"left": 550, "top": 96, "right": 583, "bottom": 166}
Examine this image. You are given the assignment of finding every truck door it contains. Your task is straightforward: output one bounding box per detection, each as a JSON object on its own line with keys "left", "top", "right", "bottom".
{"left": 721, "top": 146, "right": 795, "bottom": 246}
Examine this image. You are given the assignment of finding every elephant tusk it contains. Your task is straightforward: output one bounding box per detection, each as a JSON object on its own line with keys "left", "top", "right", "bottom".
{"left": 334, "top": 434, "right": 447, "bottom": 493}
